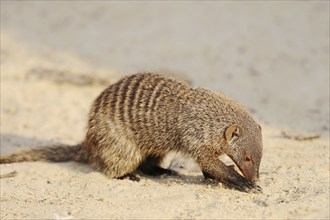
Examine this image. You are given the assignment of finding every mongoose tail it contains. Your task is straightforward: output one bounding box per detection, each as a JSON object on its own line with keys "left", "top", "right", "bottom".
{"left": 0, "top": 144, "right": 83, "bottom": 164}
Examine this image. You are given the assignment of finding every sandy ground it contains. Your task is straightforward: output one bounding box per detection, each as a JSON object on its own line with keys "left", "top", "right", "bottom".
{"left": 1, "top": 1, "right": 329, "bottom": 219}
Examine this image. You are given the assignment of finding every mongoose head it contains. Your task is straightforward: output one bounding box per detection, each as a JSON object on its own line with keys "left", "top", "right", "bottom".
{"left": 224, "top": 123, "right": 262, "bottom": 183}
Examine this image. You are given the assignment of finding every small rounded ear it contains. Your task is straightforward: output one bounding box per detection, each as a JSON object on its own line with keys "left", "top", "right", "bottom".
{"left": 257, "top": 124, "right": 262, "bottom": 131}
{"left": 225, "top": 124, "right": 244, "bottom": 142}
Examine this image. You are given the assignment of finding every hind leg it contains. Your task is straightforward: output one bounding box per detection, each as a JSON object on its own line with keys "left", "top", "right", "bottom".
{"left": 138, "top": 155, "right": 177, "bottom": 176}
{"left": 84, "top": 137, "right": 143, "bottom": 181}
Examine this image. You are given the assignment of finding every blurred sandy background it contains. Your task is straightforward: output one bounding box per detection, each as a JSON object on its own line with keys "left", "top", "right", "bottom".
{"left": 1, "top": 1, "right": 329, "bottom": 219}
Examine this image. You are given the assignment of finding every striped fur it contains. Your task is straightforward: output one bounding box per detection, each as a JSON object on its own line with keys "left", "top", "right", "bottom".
{"left": 0, "top": 73, "right": 263, "bottom": 192}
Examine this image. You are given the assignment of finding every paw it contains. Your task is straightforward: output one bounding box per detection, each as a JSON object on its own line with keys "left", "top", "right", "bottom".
{"left": 118, "top": 173, "right": 140, "bottom": 182}
{"left": 141, "top": 167, "right": 177, "bottom": 177}
{"left": 249, "top": 184, "right": 263, "bottom": 194}
{"left": 226, "top": 172, "right": 263, "bottom": 193}
{"left": 162, "top": 169, "right": 178, "bottom": 176}
{"left": 237, "top": 181, "right": 262, "bottom": 193}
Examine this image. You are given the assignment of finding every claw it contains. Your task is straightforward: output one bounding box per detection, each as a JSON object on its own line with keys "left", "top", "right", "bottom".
{"left": 243, "top": 183, "right": 262, "bottom": 193}
{"left": 251, "top": 185, "right": 263, "bottom": 194}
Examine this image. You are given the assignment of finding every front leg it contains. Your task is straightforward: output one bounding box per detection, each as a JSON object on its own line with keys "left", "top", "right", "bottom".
{"left": 198, "top": 157, "right": 262, "bottom": 193}
{"left": 202, "top": 171, "right": 215, "bottom": 180}
{"left": 203, "top": 165, "right": 235, "bottom": 180}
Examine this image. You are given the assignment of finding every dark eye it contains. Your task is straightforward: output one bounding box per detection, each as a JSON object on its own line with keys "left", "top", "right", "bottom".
{"left": 245, "top": 156, "right": 252, "bottom": 162}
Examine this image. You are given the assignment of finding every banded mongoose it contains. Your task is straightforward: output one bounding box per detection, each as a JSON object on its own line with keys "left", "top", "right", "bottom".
{"left": 0, "top": 73, "right": 263, "bottom": 192}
